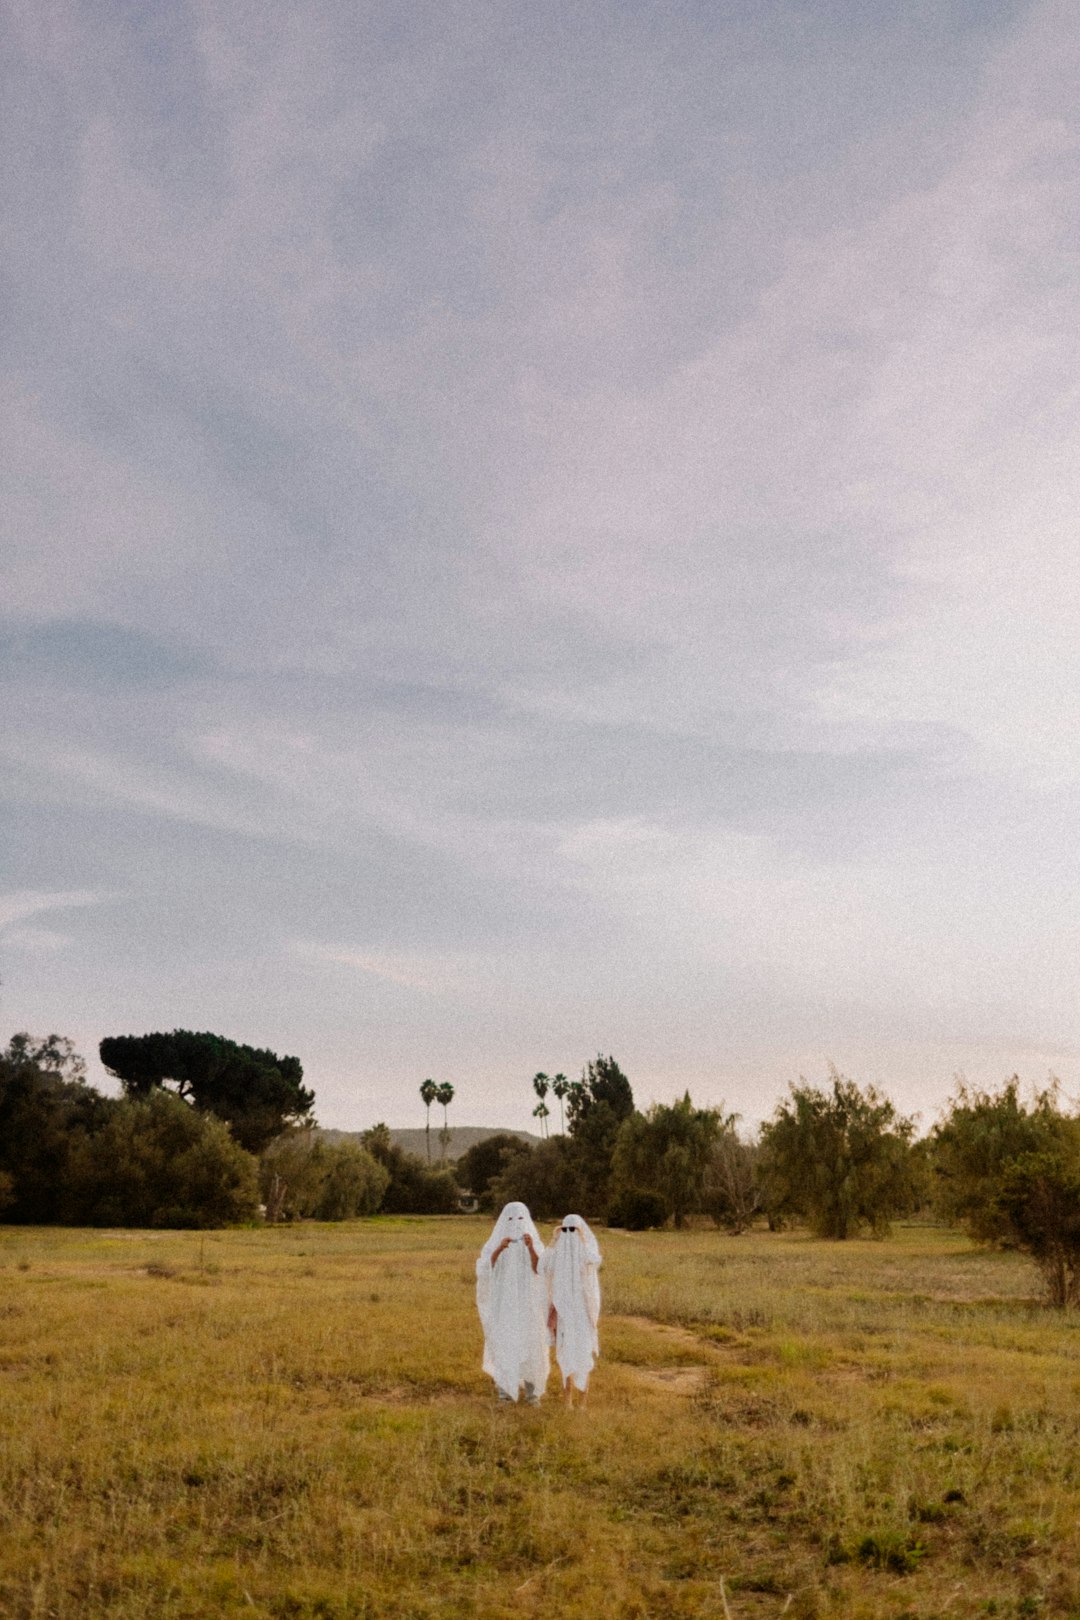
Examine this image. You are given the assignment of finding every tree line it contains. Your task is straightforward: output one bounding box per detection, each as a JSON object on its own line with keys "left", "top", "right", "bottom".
{"left": 4, "top": 1031, "right": 1080, "bottom": 1306}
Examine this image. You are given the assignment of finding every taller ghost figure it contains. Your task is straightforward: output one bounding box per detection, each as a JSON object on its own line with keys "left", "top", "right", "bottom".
{"left": 475, "top": 1202, "right": 550, "bottom": 1404}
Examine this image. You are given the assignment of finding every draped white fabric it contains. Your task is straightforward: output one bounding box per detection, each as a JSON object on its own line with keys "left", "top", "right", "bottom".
{"left": 542, "top": 1214, "right": 602, "bottom": 1390}
{"left": 475, "top": 1202, "right": 549, "bottom": 1401}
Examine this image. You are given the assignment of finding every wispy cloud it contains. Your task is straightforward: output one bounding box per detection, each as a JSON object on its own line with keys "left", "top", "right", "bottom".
{"left": 0, "top": 890, "right": 110, "bottom": 932}
{"left": 291, "top": 940, "right": 471, "bottom": 996}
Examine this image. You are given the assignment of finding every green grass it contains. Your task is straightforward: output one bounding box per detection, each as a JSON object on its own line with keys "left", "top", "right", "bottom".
{"left": 2, "top": 1220, "right": 1080, "bottom": 1618}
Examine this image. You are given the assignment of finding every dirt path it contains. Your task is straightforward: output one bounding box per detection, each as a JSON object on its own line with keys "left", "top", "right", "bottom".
{"left": 610, "top": 1313, "right": 720, "bottom": 1393}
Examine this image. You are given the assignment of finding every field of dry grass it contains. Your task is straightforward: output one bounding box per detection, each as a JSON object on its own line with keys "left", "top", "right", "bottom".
{"left": 2, "top": 1218, "right": 1079, "bottom": 1620}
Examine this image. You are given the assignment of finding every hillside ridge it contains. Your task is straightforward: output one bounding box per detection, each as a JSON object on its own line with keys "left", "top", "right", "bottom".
{"left": 319, "top": 1124, "right": 542, "bottom": 1159}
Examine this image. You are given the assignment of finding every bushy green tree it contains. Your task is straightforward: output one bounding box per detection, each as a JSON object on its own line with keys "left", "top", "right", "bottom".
{"left": 489, "top": 1137, "right": 589, "bottom": 1221}
{"left": 66, "top": 1090, "right": 260, "bottom": 1228}
{"left": 0, "top": 1034, "right": 110, "bottom": 1223}
{"left": 99, "top": 1030, "right": 314, "bottom": 1153}
{"left": 565, "top": 1054, "right": 635, "bottom": 1215}
{"left": 361, "top": 1124, "right": 459, "bottom": 1214}
{"left": 930, "top": 1077, "right": 1066, "bottom": 1243}
{"left": 457, "top": 1133, "right": 531, "bottom": 1211}
{"left": 996, "top": 1140, "right": 1080, "bottom": 1306}
{"left": 261, "top": 1132, "right": 389, "bottom": 1221}
{"left": 758, "top": 1069, "right": 916, "bottom": 1239}
{"left": 611, "top": 1093, "right": 723, "bottom": 1228}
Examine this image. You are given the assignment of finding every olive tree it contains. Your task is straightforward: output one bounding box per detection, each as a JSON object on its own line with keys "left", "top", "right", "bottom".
{"left": 610, "top": 1093, "right": 722, "bottom": 1229}
{"left": 758, "top": 1069, "right": 917, "bottom": 1239}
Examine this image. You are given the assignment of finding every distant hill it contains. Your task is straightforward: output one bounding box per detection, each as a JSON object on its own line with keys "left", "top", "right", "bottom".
{"left": 318, "top": 1124, "right": 541, "bottom": 1161}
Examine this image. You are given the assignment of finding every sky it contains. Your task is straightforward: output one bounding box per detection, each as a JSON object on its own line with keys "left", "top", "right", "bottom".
{"left": 4, "top": 0, "right": 1080, "bottom": 1137}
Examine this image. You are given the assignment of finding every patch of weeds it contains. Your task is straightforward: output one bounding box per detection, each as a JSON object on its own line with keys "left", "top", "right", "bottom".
{"left": 145, "top": 1262, "right": 179, "bottom": 1280}
{"left": 860, "top": 1531, "right": 926, "bottom": 1574}
{"left": 702, "top": 1325, "right": 740, "bottom": 1345}
{"left": 830, "top": 1530, "right": 926, "bottom": 1574}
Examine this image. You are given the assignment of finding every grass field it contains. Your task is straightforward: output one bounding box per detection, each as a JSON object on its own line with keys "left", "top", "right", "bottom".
{"left": 2, "top": 1219, "right": 1079, "bottom": 1620}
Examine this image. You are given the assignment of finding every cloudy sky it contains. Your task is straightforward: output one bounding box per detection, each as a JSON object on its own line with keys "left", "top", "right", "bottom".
{"left": 4, "top": 0, "right": 1080, "bottom": 1135}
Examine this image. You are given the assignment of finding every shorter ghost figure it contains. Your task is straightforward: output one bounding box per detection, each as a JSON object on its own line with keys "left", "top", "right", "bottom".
{"left": 475, "top": 1202, "right": 550, "bottom": 1404}
{"left": 542, "top": 1214, "right": 602, "bottom": 1405}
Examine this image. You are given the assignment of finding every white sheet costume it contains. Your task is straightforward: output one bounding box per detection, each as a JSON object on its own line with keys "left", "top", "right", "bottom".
{"left": 542, "top": 1214, "right": 602, "bottom": 1392}
{"left": 475, "top": 1202, "right": 550, "bottom": 1403}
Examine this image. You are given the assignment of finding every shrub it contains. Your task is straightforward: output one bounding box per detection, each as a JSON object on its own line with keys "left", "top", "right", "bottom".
{"left": 456, "top": 1133, "right": 531, "bottom": 1211}
{"left": 930, "top": 1077, "right": 1068, "bottom": 1243}
{"left": 361, "top": 1125, "right": 460, "bottom": 1214}
{"left": 66, "top": 1090, "right": 260, "bottom": 1228}
{"left": 607, "top": 1188, "right": 669, "bottom": 1230}
{"left": 0, "top": 1036, "right": 112, "bottom": 1223}
{"left": 489, "top": 1137, "right": 590, "bottom": 1220}
{"left": 995, "top": 1144, "right": 1080, "bottom": 1306}
{"left": 261, "top": 1133, "right": 389, "bottom": 1221}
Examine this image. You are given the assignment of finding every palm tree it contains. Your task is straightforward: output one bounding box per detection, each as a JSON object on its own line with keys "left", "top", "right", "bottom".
{"left": 551, "top": 1073, "right": 569, "bottom": 1134}
{"left": 532, "top": 1072, "right": 550, "bottom": 1138}
{"left": 532, "top": 1100, "right": 550, "bottom": 1136}
{"left": 436, "top": 1081, "right": 455, "bottom": 1163}
{"left": 420, "top": 1078, "right": 438, "bottom": 1162}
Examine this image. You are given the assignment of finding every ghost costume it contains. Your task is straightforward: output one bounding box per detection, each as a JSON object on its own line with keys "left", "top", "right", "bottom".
{"left": 542, "top": 1214, "right": 602, "bottom": 1392}
{"left": 475, "top": 1202, "right": 550, "bottom": 1403}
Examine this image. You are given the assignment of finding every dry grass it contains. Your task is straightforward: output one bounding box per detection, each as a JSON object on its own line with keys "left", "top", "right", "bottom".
{"left": 2, "top": 1219, "right": 1079, "bottom": 1619}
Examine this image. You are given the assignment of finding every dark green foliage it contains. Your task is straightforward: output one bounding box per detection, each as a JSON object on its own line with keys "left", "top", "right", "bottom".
{"left": 995, "top": 1142, "right": 1080, "bottom": 1306}
{"left": 564, "top": 1054, "right": 635, "bottom": 1215}
{"left": 568, "top": 1054, "right": 635, "bottom": 1126}
{"left": 489, "top": 1137, "right": 590, "bottom": 1220}
{"left": 607, "top": 1187, "right": 669, "bottom": 1230}
{"left": 361, "top": 1124, "right": 459, "bottom": 1213}
{"left": 758, "top": 1068, "right": 917, "bottom": 1239}
{"left": 261, "top": 1132, "right": 390, "bottom": 1221}
{"left": 930, "top": 1077, "right": 1067, "bottom": 1244}
{"left": 2, "top": 1032, "right": 261, "bottom": 1228}
{"left": 0, "top": 1034, "right": 113, "bottom": 1223}
{"left": 65, "top": 1090, "right": 260, "bottom": 1228}
{"left": 456, "top": 1133, "right": 531, "bottom": 1211}
{"left": 854, "top": 1530, "right": 926, "bottom": 1574}
{"left": 611, "top": 1093, "right": 723, "bottom": 1228}
{"left": 99, "top": 1030, "right": 314, "bottom": 1153}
